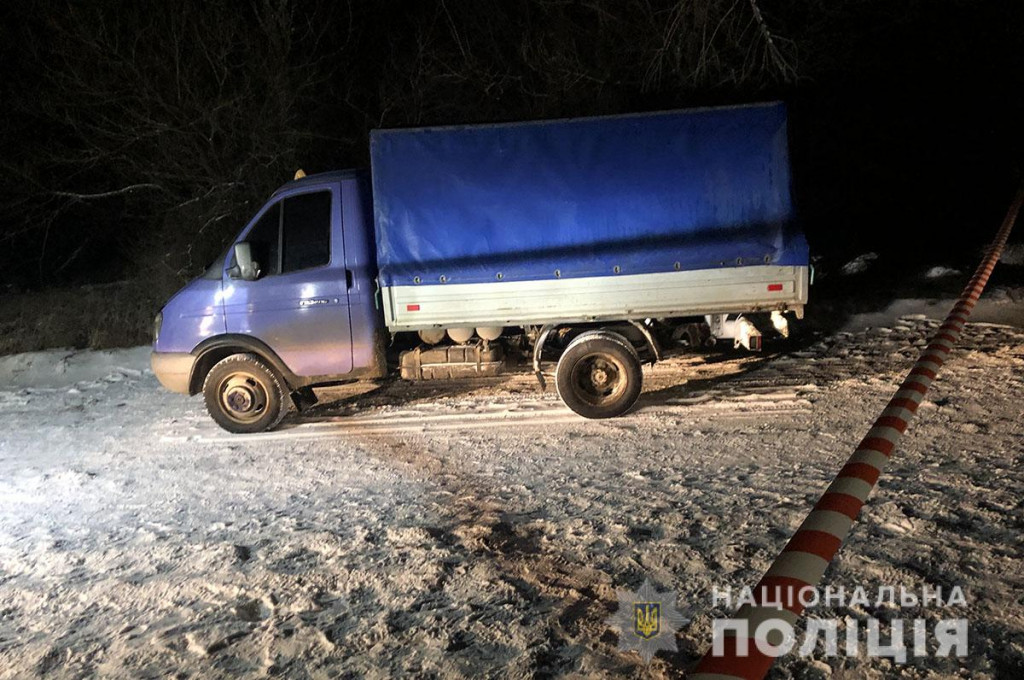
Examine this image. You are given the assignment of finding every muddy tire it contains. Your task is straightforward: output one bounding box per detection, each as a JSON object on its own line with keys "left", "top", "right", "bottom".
{"left": 202, "top": 353, "right": 289, "bottom": 433}
{"left": 555, "top": 332, "right": 642, "bottom": 419}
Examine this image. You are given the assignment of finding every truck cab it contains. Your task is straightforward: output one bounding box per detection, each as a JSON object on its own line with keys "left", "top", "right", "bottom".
{"left": 151, "top": 171, "right": 385, "bottom": 432}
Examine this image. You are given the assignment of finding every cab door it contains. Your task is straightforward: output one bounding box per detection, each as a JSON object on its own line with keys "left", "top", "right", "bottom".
{"left": 222, "top": 185, "right": 353, "bottom": 377}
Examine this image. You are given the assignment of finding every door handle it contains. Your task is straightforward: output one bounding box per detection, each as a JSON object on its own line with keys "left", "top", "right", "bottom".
{"left": 299, "top": 298, "right": 329, "bottom": 307}
{"left": 345, "top": 269, "right": 354, "bottom": 289}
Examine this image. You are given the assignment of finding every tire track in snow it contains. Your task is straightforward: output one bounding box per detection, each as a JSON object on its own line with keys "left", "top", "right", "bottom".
{"left": 161, "top": 386, "right": 813, "bottom": 444}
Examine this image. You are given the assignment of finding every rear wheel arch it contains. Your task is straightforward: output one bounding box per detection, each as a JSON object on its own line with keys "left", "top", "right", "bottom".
{"left": 562, "top": 328, "right": 642, "bottom": 364}
{"left": 535, "top": 322, "right": 652, "bottom": 364}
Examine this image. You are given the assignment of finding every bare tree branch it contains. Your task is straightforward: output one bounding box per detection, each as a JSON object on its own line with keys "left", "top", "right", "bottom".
{"left": 50, "top": 184, "right": 166, "bottom": 201}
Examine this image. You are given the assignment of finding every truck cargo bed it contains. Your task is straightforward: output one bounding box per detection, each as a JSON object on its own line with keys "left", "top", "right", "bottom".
{"left": 382, "top": 264, "right": 808, "bottom": 330}
{"left": 371, "top": 102, "right": 810, "bottom": 333}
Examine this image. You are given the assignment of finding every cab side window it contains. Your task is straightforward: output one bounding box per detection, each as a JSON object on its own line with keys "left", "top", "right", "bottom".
{"left": 282, "top": 191, "right": 331, "bottom": 273}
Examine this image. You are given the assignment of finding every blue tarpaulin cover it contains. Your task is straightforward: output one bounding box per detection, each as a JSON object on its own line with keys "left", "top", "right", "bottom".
{"left": 370, "top": 102, "right": 808, "bottom": 287}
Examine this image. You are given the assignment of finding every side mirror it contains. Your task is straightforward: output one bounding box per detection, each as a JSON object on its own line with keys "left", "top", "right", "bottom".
{"left": 227, "top": 242, "right": 260, "bottom": 281}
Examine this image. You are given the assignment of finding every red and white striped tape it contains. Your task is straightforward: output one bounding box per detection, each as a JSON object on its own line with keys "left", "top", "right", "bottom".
{"left": 690, "top": 186, "right": 1024, "bottom": 680}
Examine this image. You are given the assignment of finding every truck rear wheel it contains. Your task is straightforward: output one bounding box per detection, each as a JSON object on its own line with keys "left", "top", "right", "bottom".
{"left": 202, "top": 353, "right": 289, "bottom": 433}
{"left": 555, "top": 332, "right": 642, "bottom": 419}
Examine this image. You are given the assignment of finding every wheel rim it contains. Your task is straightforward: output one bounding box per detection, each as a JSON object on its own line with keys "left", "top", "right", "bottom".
{"left": 218, "top": 371, "right": 269, "bottom": 424}
{"left": 570, "top": 352, "right": 628, "bottom": 406}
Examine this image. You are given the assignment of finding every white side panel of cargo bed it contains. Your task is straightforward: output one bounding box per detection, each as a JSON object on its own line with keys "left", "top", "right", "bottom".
{"left": 381, "top": 265, "right": 809, "bottom": 331}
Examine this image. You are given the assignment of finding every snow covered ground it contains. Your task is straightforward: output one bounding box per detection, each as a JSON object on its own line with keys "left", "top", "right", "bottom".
{"left": 0, "top": 296, "right": 1023, "bottom": 679}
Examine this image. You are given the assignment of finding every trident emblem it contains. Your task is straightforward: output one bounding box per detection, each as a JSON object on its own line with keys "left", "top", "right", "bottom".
{"left": 634, "top": 602, "right": 660, "bottom": 640}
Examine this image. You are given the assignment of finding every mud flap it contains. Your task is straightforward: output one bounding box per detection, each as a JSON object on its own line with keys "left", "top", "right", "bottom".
{"left": 289, "top": 387, "right": 319, "bottom": 412}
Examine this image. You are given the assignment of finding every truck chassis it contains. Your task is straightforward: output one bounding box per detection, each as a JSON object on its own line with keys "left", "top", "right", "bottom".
{"left": 383, "top": 262, "right": 808, "bottom": 419}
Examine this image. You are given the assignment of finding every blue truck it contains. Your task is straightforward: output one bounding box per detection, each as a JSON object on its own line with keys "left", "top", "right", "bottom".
{"left": 151, "top": 102, "right": 809, "bottom": 433}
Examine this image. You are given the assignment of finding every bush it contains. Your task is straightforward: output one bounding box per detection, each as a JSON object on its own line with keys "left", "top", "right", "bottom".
{"left": 0, "top": 280, "right": 162, "bottom": 355}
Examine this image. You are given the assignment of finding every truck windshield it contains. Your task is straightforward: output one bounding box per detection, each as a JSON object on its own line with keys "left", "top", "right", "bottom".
{"left": 245, "top": 203, "right": 282, "bottom": 276}
{"left": 202, "top": 249, "right": 228, "bottom": 280}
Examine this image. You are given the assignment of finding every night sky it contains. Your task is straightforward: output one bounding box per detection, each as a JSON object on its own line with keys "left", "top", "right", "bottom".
{"left": 2, "top": 1, "right": 1022, "bottom": 296}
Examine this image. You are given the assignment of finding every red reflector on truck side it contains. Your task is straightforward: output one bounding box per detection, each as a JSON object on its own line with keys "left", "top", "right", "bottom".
{"left": 407, "top": 304, "right": 420, "bottom": 311}
{"left": 768, "top": 283, "right": 783, "bottom": 292}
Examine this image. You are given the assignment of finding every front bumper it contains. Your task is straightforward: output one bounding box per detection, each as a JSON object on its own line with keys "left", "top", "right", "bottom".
{"left": 151, "top": 351, "right": 196, "bottom": 394}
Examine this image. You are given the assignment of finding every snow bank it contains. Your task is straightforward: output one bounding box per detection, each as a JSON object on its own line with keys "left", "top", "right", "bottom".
{"left": 1000, "top": 242, "right": 1024, "bottom": 265}
{"left": 842, "top": 287, "right": 1024, "bottom": 331}
{"left": 840, "top": 252, "right": 878, "bottom": 275}
{"left": 924, "top": 265, "right": 961, "bottom": 279}
{"left": 0, "top": 345, "right": 150, "bottom": 389}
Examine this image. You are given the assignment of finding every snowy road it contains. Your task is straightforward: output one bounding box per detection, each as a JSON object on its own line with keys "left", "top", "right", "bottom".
{"left": 0, "top": 312, "right": 1023, "bottom": 678}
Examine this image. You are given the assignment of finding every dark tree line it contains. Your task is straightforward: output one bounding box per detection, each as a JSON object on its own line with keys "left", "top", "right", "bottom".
{"left": 1, "top": 0, "right": 347, "bottom": 291}
{"left": 2, "top": 0, "right": 1023, "bottom": 297}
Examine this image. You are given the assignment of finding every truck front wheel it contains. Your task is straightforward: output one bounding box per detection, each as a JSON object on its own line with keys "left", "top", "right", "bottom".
{"left": 202, "top": 353, "right": 289, "bottom": 433}
{"left": 555, "top": 332, "right": 642, "bottom": 419}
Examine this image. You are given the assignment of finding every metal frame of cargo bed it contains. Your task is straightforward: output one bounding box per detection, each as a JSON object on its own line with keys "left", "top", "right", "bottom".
{"left": 380, "top": 264, "right": 809, "bottom": 332}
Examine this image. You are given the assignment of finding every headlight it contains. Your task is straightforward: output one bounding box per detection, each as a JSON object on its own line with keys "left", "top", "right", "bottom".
{"left": 153, "top": 311, "right": 163, "bottom": 344}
